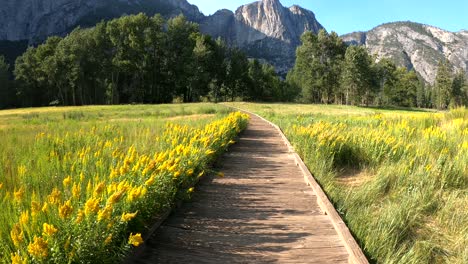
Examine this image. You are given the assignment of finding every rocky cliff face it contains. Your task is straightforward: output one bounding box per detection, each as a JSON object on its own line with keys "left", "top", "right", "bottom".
{"left": 342, "top": 22, "right": 468, "bottom": 84}
{"left": 0, "top": 0, "right": 322, "bottom": 74}
{"left": 0, "top": 0, "right": 203, "bottom": 42}
{"left": 200, "top": 0, "right": 324, "bottom": 74}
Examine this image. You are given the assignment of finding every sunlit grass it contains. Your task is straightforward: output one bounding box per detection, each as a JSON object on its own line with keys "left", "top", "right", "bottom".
{"left": 227, "top": 102, "right": 467, "bottom": 264}
{"left": 0, "top": 103, "right": 248, "bottom": 263}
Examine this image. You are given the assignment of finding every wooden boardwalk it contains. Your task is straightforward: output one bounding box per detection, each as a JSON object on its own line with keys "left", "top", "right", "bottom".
{"left": 130, "top": 114, "right": 363, "bottom": 263}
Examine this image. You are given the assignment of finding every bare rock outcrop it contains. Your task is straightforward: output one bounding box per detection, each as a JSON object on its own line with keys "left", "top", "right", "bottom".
{"left": 200, "top": 0, "right": 324, "bottom": 74}
{"left": 342, "top": 22, "right": 468, "bottom": 84}
{"left": 0, "top": 0, "right": 203, "bottom": 42}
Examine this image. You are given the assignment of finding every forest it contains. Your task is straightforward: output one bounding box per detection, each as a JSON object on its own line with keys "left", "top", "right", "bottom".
{"left": 0, "top": 13, "right": 467, "bottom": 110}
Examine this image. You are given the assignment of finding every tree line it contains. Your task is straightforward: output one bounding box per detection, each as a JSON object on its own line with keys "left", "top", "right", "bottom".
{"left": 0, "top": 13, "right": 289, "bottom": 109}
{"left": 1, "top": 14, "right": 467, "bottom": 110}
{"left": 287, "top": 30, "right": 468, "bottom": 109}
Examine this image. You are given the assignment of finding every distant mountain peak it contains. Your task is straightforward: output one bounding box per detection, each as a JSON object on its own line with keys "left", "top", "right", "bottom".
{"left": 200, "top": 0, "right": 323, "bottom": 74}
{"left": 0, "top": 0, "right": 204, "bottom": 42}
{"left": 342, "top": 21, "right": 468, "bottom": 84}
{"left": 262, "top": 0, "right": 282, "bottom": 7}
{"left": 0, "top": 0, "right": 325, "bottom": 76}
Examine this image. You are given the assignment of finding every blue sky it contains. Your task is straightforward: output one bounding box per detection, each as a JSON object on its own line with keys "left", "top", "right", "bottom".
{"left": 188, "top": 0, "right": 468, "bottom": 35}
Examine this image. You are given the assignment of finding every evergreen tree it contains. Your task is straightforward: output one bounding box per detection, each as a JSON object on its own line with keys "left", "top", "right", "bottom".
{"left": 416, "top": 82, "right": 426, "bottom": 108}
{"left": 209, "top": 38, "right": 228, "bottom": 103}
{"left": 434, "top": 60, "right": 452, "bottom": 109}
{"left": 450, "top": 71, "right": 466, "bottom": 107}
{"left": 189, "top": 34, "right": 217, "bottom": 102}
{"left": 395, "top": 69, "right": 419, "bottom": 107}
{"left": 11, "top": 13, "right": 282, "bottom": 107}
{"left": 374, "top": 58, "right": 397, "bottom": 106}
{"left": 0, "top": 55, "right": 13, "bottom": 108}
{"left": 166, "top": 15, "right": 199, "bottom": 102}
{"left": 341, "top": 45, "right": 374, "bottom": 105}
{"left": 224, "top": 48, "right": 250, "bottom": 101}
{"left": 289, "top": 30, "right": 346, "bottom": 103}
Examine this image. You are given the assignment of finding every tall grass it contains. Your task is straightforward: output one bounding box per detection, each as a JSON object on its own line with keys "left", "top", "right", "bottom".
{"left": 0, "top": 104, "right": 249, "bottom": 263}
{"left": 227, "top": 103, "right": 467, "bottom": 264}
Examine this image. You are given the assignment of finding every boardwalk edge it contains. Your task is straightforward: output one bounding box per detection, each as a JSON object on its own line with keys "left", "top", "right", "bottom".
{"left": 230, "top": 106, "right": 369, "bottom": 264}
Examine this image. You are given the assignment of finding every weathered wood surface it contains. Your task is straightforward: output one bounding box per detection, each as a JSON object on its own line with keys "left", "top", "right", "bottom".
{"left": 130, "top": 114, "right": 355, "bottom": 263}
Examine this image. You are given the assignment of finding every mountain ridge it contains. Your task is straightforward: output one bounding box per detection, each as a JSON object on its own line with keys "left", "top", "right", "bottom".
{"left": 199, "top": 0, "right": 323, "bottom": 74}
{"left": 342, "top": 21, "right": 468, "bottom": 84}
{"left": 0, "top": 0, "right": 467, "bottom": 82}
{"left": 0, "top": 0, "right": 322, "bottom": 74}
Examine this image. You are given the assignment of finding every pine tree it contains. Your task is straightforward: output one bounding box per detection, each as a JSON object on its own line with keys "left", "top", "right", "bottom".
{"left": 450, "top": 71, "right": 466, "bottom": 107}
{"left": 0, "top": 55, "right": 12, "bottom": 108}
{"left": 434, "top": 60, "right": 452, "bottom": 109}
{"left": 341, "top": 46, "right": 373, "bottom": 105}
{"left": 288, "top": 30, "right": 346, "bottom": 103}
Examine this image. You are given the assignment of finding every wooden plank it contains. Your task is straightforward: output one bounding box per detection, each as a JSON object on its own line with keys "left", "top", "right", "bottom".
{"left": 130, "top": 110, "right": 356, "bottom": 264}
{"left": 237, "top": 108, "right": 369, "bottom": 264}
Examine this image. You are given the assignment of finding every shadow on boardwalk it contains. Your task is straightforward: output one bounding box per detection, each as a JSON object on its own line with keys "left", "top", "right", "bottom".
{"left": 129, "top": 115, "right": 348, "bottom": 263}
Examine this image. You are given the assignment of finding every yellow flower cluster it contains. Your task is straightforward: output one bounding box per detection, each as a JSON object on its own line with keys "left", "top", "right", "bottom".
{"left": 2, "top": 111, "right": 249, "bottom": 263}
{"left": 288, "top": 111, "right": 466, "bottom": 184}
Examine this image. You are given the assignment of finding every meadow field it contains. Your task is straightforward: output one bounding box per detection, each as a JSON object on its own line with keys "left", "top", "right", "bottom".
{"left": 0, "top": 104, "right": 248, "bottom": 263}
{"left": 226, "top": 103, "right": 467, "bottom": 264}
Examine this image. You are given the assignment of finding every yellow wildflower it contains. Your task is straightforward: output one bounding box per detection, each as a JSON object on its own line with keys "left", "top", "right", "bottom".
{"left": 19, "top": 211, "right": 29, "bottom": 227}
{"left": 107, "top": 190, "right": 125, "bottom": 205}
{"left": 121, "top": 211, "right": 138, "bottom": 222}
{"left": 75, "top": 210, "right": 85, "bottom": 224}
{"left": 84, "top": 197, "right": 100, "bottom": 215}
{"left": 11, "top": 252, "right": 25, "bottom": 264}
{"left": 72, "top": 183, "right": 81, "bottom": 199}
{"left": 47, "top": 188, "right": 61, "bottom": 205}
{"left": 86, "top": 181, "right": 92, "bottom": 196}
{"left": 63, "top": 175, "right": 72, "bottom": 187}
{"left": 97, "top": 205, "right": 113, "bottom": 222}
{"left": 42, "top": 223, "right": 58, "bottom": 236}
{"left": 13, "top": 187, "right": 24, "bottom": 202}
{"left": 94, "top": 182, "right": 106, "bottom": 196}
{"left": 31, "top": 201, "right": 41, "bottom": 216}
{"left": 127, "top": 187, "right": 147, "bottom": 202}
{"left": 41, "top": 202, "right": 49, "bottom": 213}
{"left": 10, "top": 223, "right": 24, "bottom": 247}
{"left": 144, "top": 175, "right": 156, "bottom": 186}
{"left": 27, "top": 236, "right": 48, "bottom": 259}
{"left": 128, "top": 233, "right": 143, "bottom": 247}
{"left": 109, "top": 169, "right": 118, "bottom": 179}
{"left": 59, "top": 200, "right": 74, "bottom": 219}
{"left": 188, "top": 187, "right": 194, "bottom": 194}
{"left": 104, "top": 234, "right": 113, "bottom": 245}
{"left": 186, "top": 169, "right": 194, "bottom": 176}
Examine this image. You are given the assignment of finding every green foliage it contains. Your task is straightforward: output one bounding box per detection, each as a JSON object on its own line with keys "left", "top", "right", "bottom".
{"left": 286, "top": 29, "right": 465, "bottom": 109}
{"left": 11, "top": 13, "right": 285, "bottom": 108}
{"left": 450, "top": 71, "right": 467, "bottom": 108}
{"left": 341, "top": 45, "right": 374, "bottom": 105}
{"left": 0, "top": 104, "right": 248, "bottom": 263}
{"left": 0, "top": 55, "right": 13, "bottom": 108}
{"left": 434, "top": 60, "right": 453, "bottom": 109}
{"left": 289, "top": 30, "right": 347, "bottom": 103}
{"left": 229, "top": 102, "right": 468, "bottom": 264}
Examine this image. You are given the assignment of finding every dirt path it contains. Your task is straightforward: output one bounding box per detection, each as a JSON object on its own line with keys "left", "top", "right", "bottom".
{"left": 130, "top": 114, "right": 351, "bottom": 263}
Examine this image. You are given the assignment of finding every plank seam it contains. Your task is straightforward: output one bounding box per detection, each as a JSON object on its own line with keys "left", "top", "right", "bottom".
{"left": 229, "top": 106, "right": 369, "bottom": 264}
